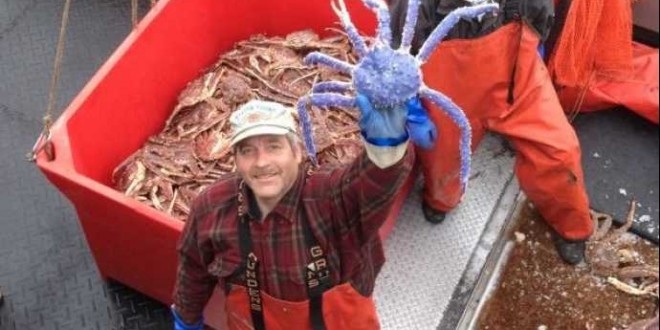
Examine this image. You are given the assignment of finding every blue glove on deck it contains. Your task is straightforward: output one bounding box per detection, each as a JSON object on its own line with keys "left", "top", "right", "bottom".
{"left": 171, "top": 305, "right": 204, "bottom": 330}
{"left": 405, "top": 97, "right": 437, "bottom": 149}
{"left": 356, "top": 94, "right": 409, "bottom": 147}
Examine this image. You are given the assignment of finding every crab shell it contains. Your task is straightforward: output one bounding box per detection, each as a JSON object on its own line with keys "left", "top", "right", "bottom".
{"left": 353, "top": 47, "right": 422, "bottom": 107}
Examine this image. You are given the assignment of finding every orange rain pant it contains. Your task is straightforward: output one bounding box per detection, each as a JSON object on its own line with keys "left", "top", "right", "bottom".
{"left": 557, "top": 42, "right": 659, "bottom": 125}
{"left": 225, "top": 282, "right": 380, "bottom": 329}
{"left": 420, "top": 22, "right": 593, "bottom": 240}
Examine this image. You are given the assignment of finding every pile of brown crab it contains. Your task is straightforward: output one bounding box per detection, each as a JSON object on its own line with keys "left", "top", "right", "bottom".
{"left": 112, "top": 30, "right": 365, "bottom": 220}
{"left": 586, "top": 200, "right": 659, "bottom": 329}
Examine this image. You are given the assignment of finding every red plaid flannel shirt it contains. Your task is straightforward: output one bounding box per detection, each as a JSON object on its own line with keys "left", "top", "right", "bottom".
{"left": 173, "top": 147, "right": 414, "bottom": 322}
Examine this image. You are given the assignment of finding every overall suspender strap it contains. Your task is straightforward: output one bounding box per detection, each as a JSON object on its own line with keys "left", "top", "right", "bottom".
{"left": 301, "top": 212, "right": 331, "bottom": 330}
{"left": 237, "top": 209, "right": 332, "bottom": 330}
{"left": 238, "top": 216, "right": 266, "bottom": 330}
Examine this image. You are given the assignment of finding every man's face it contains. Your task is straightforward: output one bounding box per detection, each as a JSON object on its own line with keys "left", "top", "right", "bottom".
{"left": 234, "top": 134, "right": 303, "bottom": 205}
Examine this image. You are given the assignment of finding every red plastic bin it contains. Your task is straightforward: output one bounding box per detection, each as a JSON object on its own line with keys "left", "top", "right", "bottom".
{"left": 36, "top": 0, "right": 415, "bottom": 324}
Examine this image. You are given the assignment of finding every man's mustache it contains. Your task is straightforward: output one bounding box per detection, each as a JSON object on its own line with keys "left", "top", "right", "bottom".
{"left": 250, "top": 167, "right": 280, "bottom": 177}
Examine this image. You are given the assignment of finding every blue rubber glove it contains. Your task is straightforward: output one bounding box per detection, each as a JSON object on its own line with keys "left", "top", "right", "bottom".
{"left": 355, "top": 94, "right": 408, "bottom": 146}
{"left": 538, "top": 44, "right": 546, "bottom": 60}
{"left": 171, "top": 305, "right": 204, "bottom": 330}
{"left": 405, "top": 97, "right": 437, "bottom": 149}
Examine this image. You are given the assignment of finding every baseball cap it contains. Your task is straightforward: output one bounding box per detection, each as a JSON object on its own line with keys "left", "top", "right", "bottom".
{"left": 230, "top": 100, "right": 297, "bottom": 147}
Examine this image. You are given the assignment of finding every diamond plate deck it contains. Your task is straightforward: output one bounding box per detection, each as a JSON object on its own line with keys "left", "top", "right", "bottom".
{"left": 374, "top": 135, "right": 515, "bottom": 330}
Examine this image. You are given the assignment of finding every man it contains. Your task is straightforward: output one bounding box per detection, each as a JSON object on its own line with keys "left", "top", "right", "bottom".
{"left": 171, "top": 97, "right": 434, "bottom": 329}
{"left": 389, "top": 0, "right": 594, "bottom": 264}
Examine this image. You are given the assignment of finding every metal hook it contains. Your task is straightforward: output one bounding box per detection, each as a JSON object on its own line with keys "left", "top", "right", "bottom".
{"left": 27, "top": 129, "right": 53, "bottom": 162}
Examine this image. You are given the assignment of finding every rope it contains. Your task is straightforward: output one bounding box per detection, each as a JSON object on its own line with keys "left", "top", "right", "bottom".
{"left": 131, "top": 0, "right": 139, "bottom": 29}
{"left": 28, "top": 0, "right": 72, "bottom": 162}
{"left": 568, "top": 70, "right": 596, "bottom": 123}
{"left": 29, "top": 0, "right": 155, "bottom": 162}
{"left": 134, "top": 0, "right": 159, "bottom": 28}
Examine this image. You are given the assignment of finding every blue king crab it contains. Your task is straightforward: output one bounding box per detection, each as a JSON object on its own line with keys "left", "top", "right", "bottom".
{"left": 297, "top": 0, "right": 499, "bottom": 190}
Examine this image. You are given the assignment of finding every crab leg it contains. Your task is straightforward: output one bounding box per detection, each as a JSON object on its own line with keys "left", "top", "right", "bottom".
{"left": 399, "top": 0, "right": 421, "bottom": 51}
{"left": 417, "top": 3, "right": 499, "bottom": 63}
{"left": 420, "top": 86, "right": 472, "bottom": 191}
{"left": 331, "top": 0, "right": 369, "bottom": 57}
{"left": 361, "top": 0, "right": 392, "bottom": 46}
{"left": 167, "top": 189, "right": 179, "bottom": 215}
{"left": 608, "top": 277, "right": 658, "bottom": 296}
{"left": 296, "top": 93, "right": 357, "bottom": 164}
{"left": 305, "top": 52, "right": 355, "bottom": 75}
{"left": 618, "top": 265, "right": 660, "bottom": 280}
{"left": 312, "top": 81, "right": 353, "bottom": 94}
{"left": 608, "top": 199, "right": 637, "bottom": 240}
{"left": 125, "top": 161, "right": 147, "bottom": 196}
{"left": 589, "top": 210, "right": 613, "bottom": 241}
